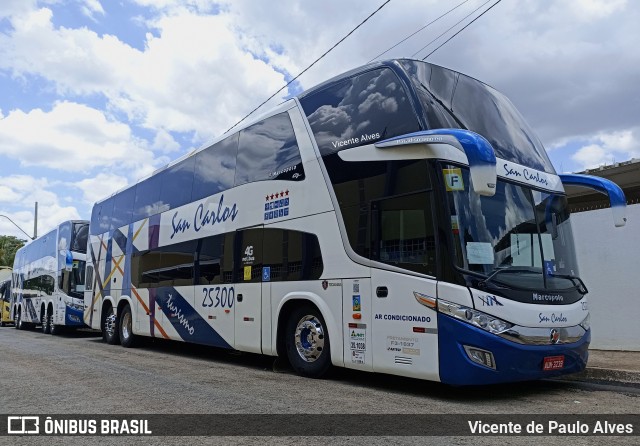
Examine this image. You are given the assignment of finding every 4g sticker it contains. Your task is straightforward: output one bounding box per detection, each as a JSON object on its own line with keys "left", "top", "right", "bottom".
{"left": 201, "top": 286, "right": 235, "bottom": 308}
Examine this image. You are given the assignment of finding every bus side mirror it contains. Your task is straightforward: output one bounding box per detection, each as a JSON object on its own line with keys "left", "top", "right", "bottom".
{"left": 559, "top": 174, "right": 627, "bottom": 227}
{"left": 64, "top": 250, "right": 73, "bottom": 271}
{"left": 376, "top": 129, "right": 497, "bottom": 196}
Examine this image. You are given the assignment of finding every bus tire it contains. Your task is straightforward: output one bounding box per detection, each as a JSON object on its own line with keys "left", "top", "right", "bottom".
{"left": 42, "top": 308, "right": 51, "bottom": 334}
{"left": 15, "top": 310, "right": 22, "bottom": 330}
{"left": 285, "top": 305, "right": 331, "bottom": 378}
{"left": 50, "top": 321, "right": 62, "bottom": 336}
{"left": 119, "top": 304, "right": 137, "bottom": 348}
{"left": 102, "top": 305, "right": 120, "bottom": 345}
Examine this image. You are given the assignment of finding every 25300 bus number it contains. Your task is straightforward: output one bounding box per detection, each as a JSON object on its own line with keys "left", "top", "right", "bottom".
{"left": 201, "top": 286, "right": 235, "bottom": 308}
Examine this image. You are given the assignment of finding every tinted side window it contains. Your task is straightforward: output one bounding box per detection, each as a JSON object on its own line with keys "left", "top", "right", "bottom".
{"left": 196, "top": 234, "right": 234, "bottom": 285}
{"left": 372, "top": 192, "right": 436, "bottom": 276}
{"left": 262, "top": 229, "right": 323, "bottom": 281}
{"left": 323, "top": 157, "right": 431, "bottom": 260}
{"left": 111, "top": 186, "right": 136, "bottom": 230}
{"left": 90, "top": 199, "right": 113, "bottom": 235}
{"left": 235, "top": 112, "right": 304, "bottom": 186}
{"left": 159, "top": 156, "right": 196, "bottom": 211}
{"left": 133, "top": 174, "right": 165, "bottom": 222}
{"left": 192, "top": 134, "right": 238, "bottom": 201}
{"left": 300, "top": 68, "right": 421, "bottom": 156}
{"left": 131, "top": 240, "right": 198, "bottom": 288}
{"left": 72, "top": 222, "right": 88, "bottom": 253}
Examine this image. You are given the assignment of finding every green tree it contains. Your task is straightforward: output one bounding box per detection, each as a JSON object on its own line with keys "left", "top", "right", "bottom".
{"left": 0, "top": 235, "right": 26, "bottom": 267}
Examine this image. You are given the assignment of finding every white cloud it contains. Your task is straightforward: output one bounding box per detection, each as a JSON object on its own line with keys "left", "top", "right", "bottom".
{"left": 78, "top": 0, "right": 105, "bottom": 21}
{"left": 572, "top": 144, "right": 612, "bottom": 170}
{"left": 571, "top": 128, "right": 640, "bottom": 170}
{"left": 0, "top": 174, "right": 81, "bottom": 239}
{"left": 0, "top": 101, "right": 154, "bottom": 172}
{"left": 0, "top": 6, "right": 288, "bottom": 142}
{"left": 152, "top": 129, "right": 181, "bottom": 153}
{"left": 73, "top": 173, "right": 129, "bottom": 204}
{"left": 598, "top": 129, "right": 636, "bottom": 152}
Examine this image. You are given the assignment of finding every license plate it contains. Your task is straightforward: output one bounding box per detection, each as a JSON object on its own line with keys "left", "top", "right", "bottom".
{"left": 543, "top": 355, "right": 565, "bottom": 371}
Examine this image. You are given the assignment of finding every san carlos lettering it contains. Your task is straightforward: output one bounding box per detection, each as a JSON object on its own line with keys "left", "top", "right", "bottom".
{"left": 170, "top": 194, "right": 238, "bottom": 239}
{"left": 502, "top": 163, "right": 549, "bottom": 186}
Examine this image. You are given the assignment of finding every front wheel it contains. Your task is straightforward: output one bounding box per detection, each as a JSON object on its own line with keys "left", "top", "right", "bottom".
{"left": 285, "top": 305, "right": 331, "bottom": 378}
{"left": 119, "top": 304, "right": 137, "bottom": 348}
{"left": 102, "top": 305, "right": 120, "bottom": 345}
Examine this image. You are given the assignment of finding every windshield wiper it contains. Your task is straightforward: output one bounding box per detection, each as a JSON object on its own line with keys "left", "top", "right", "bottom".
{"left": 478, "top": 266, "right": 540, "bottom": 288}
{"left": 548, "top": 273, "right": 589, "bottom": 295}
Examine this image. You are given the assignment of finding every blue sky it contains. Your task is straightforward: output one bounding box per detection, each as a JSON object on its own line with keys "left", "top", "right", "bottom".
{"left": 1, "top": 0, "right": 638, "bottom": 239}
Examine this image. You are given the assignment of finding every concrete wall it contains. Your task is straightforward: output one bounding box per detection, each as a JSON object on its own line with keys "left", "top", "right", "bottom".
{"left": 571, "top": 203, "right": 640, "bottom": 351}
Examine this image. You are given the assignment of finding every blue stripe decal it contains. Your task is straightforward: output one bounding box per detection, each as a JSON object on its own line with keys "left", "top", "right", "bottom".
{"left": 154, "top": 287, "right": 232, "bottom": 349}
{"left": 559, "top": 174, "right": 627, "bottom": 227}
{"left": 113, "top": 228, "right": 127, "bottom": 253}
{"left": 149, "top": 214, "right": 161, "bottom": 250}
{"left": 104, "top": 236, "right": 113, "bottom": 296}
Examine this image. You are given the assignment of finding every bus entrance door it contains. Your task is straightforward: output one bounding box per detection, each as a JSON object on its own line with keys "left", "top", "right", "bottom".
{"left": 234, "top": 227, "right": 263, "bottom": 354}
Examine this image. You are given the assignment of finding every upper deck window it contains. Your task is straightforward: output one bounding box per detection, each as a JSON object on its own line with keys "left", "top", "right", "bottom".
{"left": 235, "top": 112, "right": 304, "bottom": 185}
{"left": 192, "top": 133, "right": 238, "bottom": 201}
{"left": 300, "top": 68, "right": 421, "bottom": 157}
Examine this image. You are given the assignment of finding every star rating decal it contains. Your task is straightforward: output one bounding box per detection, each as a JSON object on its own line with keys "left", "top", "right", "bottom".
{"left": 263, "top": 190, "right": 291, "bottom": 221}
{"left": 265, "top": 190, "right": 289, "bottom": 201}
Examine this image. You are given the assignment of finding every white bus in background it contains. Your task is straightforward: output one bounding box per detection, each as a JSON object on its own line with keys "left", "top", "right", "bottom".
{"left": 13, "top": 220, "right": 89, "bottom": 334}
{"left": 84, "top": 59, "right": 626, "bottom": 385}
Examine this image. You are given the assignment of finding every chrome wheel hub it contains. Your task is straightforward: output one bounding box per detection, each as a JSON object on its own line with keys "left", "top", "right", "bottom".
{"left": 105, "top": 312, "right": 117, "bottom": 337}
{"left": 294, "top": 315, "right": 325, "bottom": 363}
{"left": 122, "top": 312, "right": 131, "bottom": 340}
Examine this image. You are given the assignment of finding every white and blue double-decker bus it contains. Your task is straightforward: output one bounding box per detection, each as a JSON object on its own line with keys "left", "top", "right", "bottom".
{"left": 84, "top": 59, "right": 626, "bottom": 385}
{"left": 13, "top": 220, "right": 89, "bottom": 334}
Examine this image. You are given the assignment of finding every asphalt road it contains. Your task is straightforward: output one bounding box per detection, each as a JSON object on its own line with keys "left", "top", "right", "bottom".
{"left": 0, "top": 326, "right": 638, "bottom": 445}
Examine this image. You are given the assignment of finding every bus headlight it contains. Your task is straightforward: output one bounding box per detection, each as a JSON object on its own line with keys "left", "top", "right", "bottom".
{"left": 438, "top": 299, "right": 512, "bottom": 335}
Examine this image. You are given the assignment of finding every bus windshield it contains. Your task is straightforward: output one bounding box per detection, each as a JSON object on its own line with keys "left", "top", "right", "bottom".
{"left": 443, "top": 165, "right": 581, "bottom": 291}
{"left": 401, "top": 59, "right": 556, "bottom": 174}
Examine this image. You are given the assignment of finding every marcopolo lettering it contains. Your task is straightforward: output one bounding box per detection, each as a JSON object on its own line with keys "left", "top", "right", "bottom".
{"left": 532, "top": 293, "right": 563, "bottom": 303}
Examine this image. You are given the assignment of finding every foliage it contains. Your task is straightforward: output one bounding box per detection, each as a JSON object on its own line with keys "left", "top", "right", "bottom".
{"left": 0, "top": 235, "right": 26, "bottom": 267}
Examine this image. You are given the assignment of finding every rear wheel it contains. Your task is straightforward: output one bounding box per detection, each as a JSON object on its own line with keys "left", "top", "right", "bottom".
{"left": 102, "top": 305, "right": 120, "bottom": 345}
{"left": 285, "top": 305, "right": 331, "bottom": 378}
{"left": 15, "top": 310, "right": 22, "bottom": 330}
{"left": 42, "top": 308, "right": 51, "bottom": 334}
{"left": 119, "top": 304, "right": 137, "bottom": 348}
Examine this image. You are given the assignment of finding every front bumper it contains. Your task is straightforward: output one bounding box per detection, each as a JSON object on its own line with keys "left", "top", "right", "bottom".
{"left": 438, "top": 313, "right": 589, "bottom": 386}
